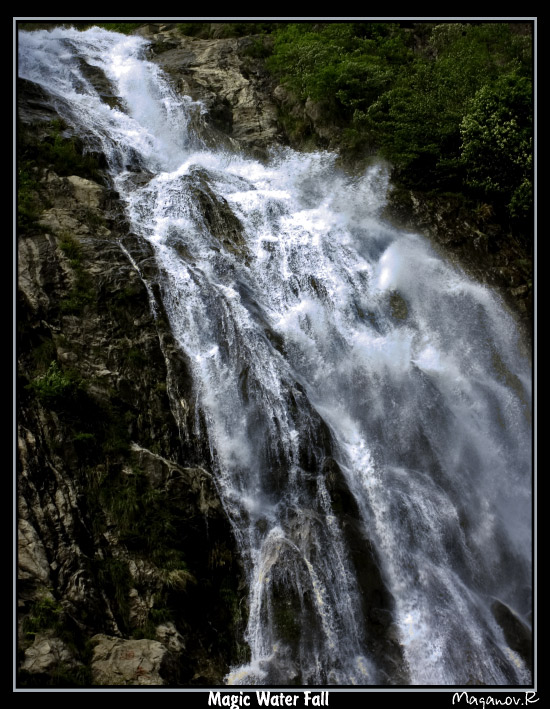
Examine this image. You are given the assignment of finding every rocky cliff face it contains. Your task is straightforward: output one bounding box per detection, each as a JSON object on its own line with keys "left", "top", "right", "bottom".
{"left": 140, "top": 23, "right": 282, "bottom": 158}
{"left": 17, "top": 78, "right": 248, "bottom": 686}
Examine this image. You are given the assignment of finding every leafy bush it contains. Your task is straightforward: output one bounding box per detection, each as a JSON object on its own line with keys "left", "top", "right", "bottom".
{"left": 22, "top": 597, "right": 64, "bottom": 638}
{"left": 268, "top": 22, "right": 411, "bottom": 117}
{"left": 176, "top": 22, "right": 211, "bottom": 38}
{"left": 40, "top": 131, "right": 102, "bottom": 181}
{"left": 364, "top": 24, "right": 531, "bottom": 189}
{"left": 59, "top": 233, "right": 82, "bottom": 262}
{"left": 19, "top": 119, "right": 103, "bottom": 182}
{"left": 93, "top": 557, "right": 132, "bottom": 631}
{"left": 460, "top": 73, "right": 532, "bottom": 218}
{"left": 57, "top": 233, "right": 96, "bottom": 314}
{"left": 27, "top": 361, "right": 84, "bottom": 405}
{"left": 60, "top": 286, "right": 95, "bottom": 314}
{"left": 18, "top": 163, "right": 44, "bottom": 228}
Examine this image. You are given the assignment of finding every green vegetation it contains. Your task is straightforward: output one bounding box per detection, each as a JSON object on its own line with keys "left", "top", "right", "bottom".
{"left": 18, "top": 20, "right": 532, "bottom": 228}
{"left": 132, "top": 604, "right": 173, "bottom": 640}
{"left": 17, "top": 22, "right": 66, "bottom": 32}
{"left": 58, "top": 233, "right": 96, "bottom": 314}
{"left": 40, "top": 124, "right": 102, "bottom": 181}
{"left": 30, "top": 338, "right": 57, "bottom": 371}
{"left": 267, "top": 23, "right": 410, "bottom": 113}
{"left": 85, "top": 23, "right": 144, "bottom": 34}
{"left": 59, "top": 233, "right": 83, "bottom": 262}
{"left": 19, "top": 596, "right": 94, "bottom": 687}
{"left": 460, "top": 73, "right": 532, "bottom": 218}
{"left": 175, "top": 22, "right": 210, "bottom": 38}
{"left": 93, "top": 556, "right": 133, "bottom": 630}
{"left": 18, "top": 663, "right": 93, "bottom": 688}
{"left": 59, "top": 284, "right": 95, "bottom": 314}
{"left": 176, "top": 21, "right": 277, "bottom": 38}
{"left": 27, "top": 361, "right": 85, "bottom": 406}
{"left": 22, "top": 597, "right": 65, "bottom": 638}
{"left": 18, "top": 118, "right": 104, "bottom": 235}
{"left": 18, "top": 119, "right": 100, "bottom": 181}
{"left": 17, "top": 163, "right": 44, "bottom": 228}
{"left": 24, "top": 355, "right": 133, "bottom": 462}
{"left": 18, "top": 21, "right": 144, "bottom": 34}
{"left": 125, "top": 347, "right": 149, "bottom": 366}
{"left": 18, "top": 118, "right": 101, "bottom": 182}
{"left": 85, "top": 465, "right": 197, "bottom": 635}
{"left": 92, "top": 466, "right": 191, "bottom": 568}
{"left": 265, "top": 21, "right": 533, "bottom": 226}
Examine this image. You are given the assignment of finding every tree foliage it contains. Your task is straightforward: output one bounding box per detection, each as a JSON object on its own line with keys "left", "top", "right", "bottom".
{"left": 460, "top": 74, "right": 532, "bottom": 217}
{"left": 267, "top": 23, "right": 411, "bottom": 114}
{"left": 267, "top": 21, "right": 533, "bottom": 222}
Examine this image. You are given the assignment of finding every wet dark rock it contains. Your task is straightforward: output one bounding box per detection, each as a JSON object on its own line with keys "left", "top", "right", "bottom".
{"left": 322, "top": 457, "right": 409, "bottom": 684}
{"left": 491, "top": 599, "right": 532, "bottom": 674}
{"left": 76, "top": 58, "right": 123, "bottom": 109}
{"left": 389, "top": 290, "right": 409, "bottom": 321}
{"left": 17, "top": 78, "right": 60, "bottom": 130}
{"left": 191, "top": 177, "right": 246, "bottom": 256}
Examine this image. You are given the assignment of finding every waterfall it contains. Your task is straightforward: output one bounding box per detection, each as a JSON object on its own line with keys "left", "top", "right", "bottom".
{"left": 18, "top": 27, "right": 533, "bottom": 686}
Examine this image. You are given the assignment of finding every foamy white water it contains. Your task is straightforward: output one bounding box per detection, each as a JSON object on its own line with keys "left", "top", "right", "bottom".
{"left": 19, "top": 26, "right": 532, "bottom": 685}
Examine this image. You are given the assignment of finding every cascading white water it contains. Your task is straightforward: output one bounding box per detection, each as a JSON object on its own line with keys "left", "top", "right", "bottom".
{"left": 19, "top": 27, "right": 533, "bottom": 686}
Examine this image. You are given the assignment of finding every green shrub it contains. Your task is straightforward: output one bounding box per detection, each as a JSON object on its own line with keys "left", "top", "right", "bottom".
{"left": 18, "top": 664, "right": 92, "bottom": 688}
{"left": 241, "top": 36, "right": 273, "bottom": 59}
{"left": 58, "top": 233, "right": 96, "bottom": 313}
{"left": 27, "top": 361, "right": 84, "bottom": 405}
{"left": 60, "top": 286, "right": 95, "bottom": 314}
{"left": 93, "top": 557, "right": 132, "bottom": 631}
{"left": 176, "top": 22, "right": 211, "bottom": 38}
{"left": 22, "top": 597, "right": 64, "bottom": 638}
{"left": 19, "top": 119, "right": 102, "bottom": 182}
{"left": 87, "top": 23, "right": 144, "bottom": 34}
{"left": 41, "top": 131, "right": 101, "bottom": 181}
{"left": 267, "top": 23, "right": 411, "bottom": 115}
{"left": 460, "top": 73, "right": 532, "bottom": 218}
{"left": 125, "top": 348, "right": 148, "bottom": 366}
{"left": 217, "top": 22, "right": 278, "bottom": 37}
{"left": 363, "top": 23, "right": 532, "bottom": 193}
{"left": 59, "top": 233, "right": 82, "bottom": 262}
{"left": 18, "top": 163, "right": 44, "bottom": 229}
{"left": 30, "top": 339, "right": 57, "bottom": 372}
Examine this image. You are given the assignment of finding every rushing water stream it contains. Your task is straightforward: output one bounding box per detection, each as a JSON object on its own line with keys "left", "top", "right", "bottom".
{"left": 18, "top": 27, "right": 533, "bottom": 686}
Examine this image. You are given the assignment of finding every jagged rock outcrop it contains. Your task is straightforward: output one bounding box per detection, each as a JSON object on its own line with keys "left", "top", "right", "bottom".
{"left": 138, "top": 24, "right": 281, "bottom": 157}
{"left": 90, "top": 633, "right": 181, "bottom": 685}
{"left": 491, "top": 600, "right": 532, "bottom": 675}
